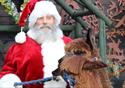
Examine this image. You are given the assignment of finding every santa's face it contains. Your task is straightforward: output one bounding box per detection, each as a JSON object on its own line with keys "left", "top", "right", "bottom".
{"left": 28, "top": 15, "right": 58, "bottom": 44}
{"left": 35, "top": 14, "right": 55, "bottom": 29}
{"left": 34, "top": 15, "right": 56, "bottom": 34}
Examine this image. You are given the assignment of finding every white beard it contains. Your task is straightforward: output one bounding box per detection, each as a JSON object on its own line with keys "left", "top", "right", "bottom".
{"left": 27, "top": 25, "right": 63, "bottom": 44}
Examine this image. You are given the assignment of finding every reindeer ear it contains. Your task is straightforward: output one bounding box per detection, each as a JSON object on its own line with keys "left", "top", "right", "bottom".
{"left": 85, "top": 28, "right": 97, "bottom": 51}
{"left": 83, "top": 57, "right": 107, "bottom": 70}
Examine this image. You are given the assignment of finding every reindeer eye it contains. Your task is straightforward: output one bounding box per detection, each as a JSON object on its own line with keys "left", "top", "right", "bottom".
{"left": 82, "top": 51, "right": 87, "bottom": 55}
{"left": 74, "top": 50, "right": 86, "bottom": 55}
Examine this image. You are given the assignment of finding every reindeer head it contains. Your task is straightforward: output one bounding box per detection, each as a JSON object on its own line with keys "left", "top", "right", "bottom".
{"left": 59, "top": 29, "right": 107, "bottom": 75}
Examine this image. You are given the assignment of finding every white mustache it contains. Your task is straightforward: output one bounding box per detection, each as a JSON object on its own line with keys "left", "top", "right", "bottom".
{"left": 40, "top": 25, "right": 52, "bottom": 29}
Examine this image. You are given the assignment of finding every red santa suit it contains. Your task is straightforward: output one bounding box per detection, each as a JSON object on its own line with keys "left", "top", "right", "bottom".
{"left": 0, "top": 36, "right": 72, "bottom": 88}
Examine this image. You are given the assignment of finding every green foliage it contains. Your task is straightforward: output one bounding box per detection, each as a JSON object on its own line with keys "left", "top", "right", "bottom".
{"left": 107, "top": 59, "right": 122, "bottom": 78}
{"left": 0, "top": 0, "right": 29, "bottom": 23}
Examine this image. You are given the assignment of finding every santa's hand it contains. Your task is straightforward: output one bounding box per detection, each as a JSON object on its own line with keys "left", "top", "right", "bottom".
{"left": 0, "top": 74, "right": 22, "bottom": 88}
{"left": 44, "top": 76, "right": 67, "bottom": 88}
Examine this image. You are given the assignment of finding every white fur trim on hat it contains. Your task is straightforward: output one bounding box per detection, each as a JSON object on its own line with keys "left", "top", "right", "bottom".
{"left": 28, "top": 1, "right": 61, "bottom": 28}
{"left": 15, "top": 31, "right": 26, "bottom": 44}
{"left": 0, "top": 74, "right": 22, "bottom": 88}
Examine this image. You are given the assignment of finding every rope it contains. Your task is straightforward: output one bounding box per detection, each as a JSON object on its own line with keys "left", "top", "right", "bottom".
{"left": 14, "top": 72, "right": 76, "bottom": 88}
{"left": 63, "top": 71, "right": 76, "bottom": 87}
{"left": 14, "top": 77, "right": 53, "bottom": 87}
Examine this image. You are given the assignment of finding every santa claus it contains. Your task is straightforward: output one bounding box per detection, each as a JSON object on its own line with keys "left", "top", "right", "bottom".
{"left": 0, "top": 1, "right": 72, "bottom": 88}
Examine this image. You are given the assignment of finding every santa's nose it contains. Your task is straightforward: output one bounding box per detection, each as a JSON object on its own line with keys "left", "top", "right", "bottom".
{"left": 43, "top": 17, "right": 47, "bottom": 24}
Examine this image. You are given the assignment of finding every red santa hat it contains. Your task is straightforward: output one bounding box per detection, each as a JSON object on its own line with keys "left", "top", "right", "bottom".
{"left": 15, "top": 0, "right": 61, "bottom": 44}
{"left": 18, "top": 0, "right": 42, "bottom": 27}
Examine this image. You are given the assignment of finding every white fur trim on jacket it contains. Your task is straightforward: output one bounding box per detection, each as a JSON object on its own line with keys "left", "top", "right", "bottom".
{"left": 0, "top": 74, "right": 22, "bottom": 88}
{"left": 41, "top": 38, "right": 65, "bottom": 78}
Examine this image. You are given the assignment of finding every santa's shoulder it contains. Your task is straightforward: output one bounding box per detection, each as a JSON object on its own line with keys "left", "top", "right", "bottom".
{"left": 8, "top": 36, "right": 41, "bottom": 53}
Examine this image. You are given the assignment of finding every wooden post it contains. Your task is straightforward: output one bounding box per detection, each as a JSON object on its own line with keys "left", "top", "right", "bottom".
{"left": 99, "top": 19, "right": 107, "bottom": 63}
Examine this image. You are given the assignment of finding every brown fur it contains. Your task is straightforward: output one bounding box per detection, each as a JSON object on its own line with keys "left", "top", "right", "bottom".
{"left": 59, "top": 38, "right": 112, "bottom": 88}
{"left": 123, "top": 81, "right": 125, "bottom": 88}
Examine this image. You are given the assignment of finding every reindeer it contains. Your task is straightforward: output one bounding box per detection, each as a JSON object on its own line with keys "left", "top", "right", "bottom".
{"left": 53, "top": 29, "right": 113, "bottom": 88}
